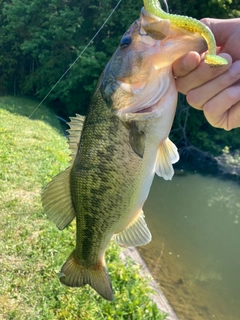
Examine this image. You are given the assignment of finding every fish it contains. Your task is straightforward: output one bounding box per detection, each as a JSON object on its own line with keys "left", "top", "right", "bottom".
{"left": 42, "top": 7, "right": 206, "bottom": 300}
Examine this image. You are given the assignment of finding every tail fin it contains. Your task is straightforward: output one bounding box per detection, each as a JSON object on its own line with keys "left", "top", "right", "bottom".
{"left": 59, "top": 250, "right": 114, "bottom": 301}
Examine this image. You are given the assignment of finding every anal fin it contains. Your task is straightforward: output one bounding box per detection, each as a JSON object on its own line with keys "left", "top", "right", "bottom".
{"left": 155, "top": 137, "right": 179, "bottom": 180}
{"left": 113, "top": 210, "right": 151, "bottom": 247}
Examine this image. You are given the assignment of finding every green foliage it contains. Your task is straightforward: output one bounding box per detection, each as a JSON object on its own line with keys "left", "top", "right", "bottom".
{"left": 220, "top": 147, "right": 240, "bottom": 169}
{"left": 167, "top": 0, "right": 239, "bottom": 18}
{"left": 0, "top": 0, "right": 143, "bottom": 117}
{"left": 0, "top": 96, "right": 166, "bottom": 320}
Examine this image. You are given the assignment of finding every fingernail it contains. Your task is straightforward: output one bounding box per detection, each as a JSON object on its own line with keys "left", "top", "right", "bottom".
{"left": 182, "top": 52, "right": 199, "bottom": 70}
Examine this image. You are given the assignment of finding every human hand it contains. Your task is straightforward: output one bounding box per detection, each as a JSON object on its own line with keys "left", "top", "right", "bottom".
{"left": 173, "top": 18, "right": 240, "bottom": 130}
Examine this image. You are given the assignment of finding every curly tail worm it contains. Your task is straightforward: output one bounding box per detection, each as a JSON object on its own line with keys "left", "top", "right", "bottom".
{"left": 143, "top": 0, "right": 228, "bottom": 67}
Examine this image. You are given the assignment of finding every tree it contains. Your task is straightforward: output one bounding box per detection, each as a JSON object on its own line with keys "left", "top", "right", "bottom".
{"left": 0, "top": 0, "right": 239, "bottom": 157}
{"left": 0, "top": 0, "right": 143, "bottom": 116}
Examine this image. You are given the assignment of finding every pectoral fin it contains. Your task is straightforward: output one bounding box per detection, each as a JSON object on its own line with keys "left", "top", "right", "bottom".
{"left": 129, "top": 121, "right": 145, "bottom": 158}
{"left": 113, "top": 210, "right": 151, "bottom": 247}
{"left": 155, "top": 138, "right": 179, "bottom": 180}
{"left": 42, "top": 167, "right": 76, "bottom": 230}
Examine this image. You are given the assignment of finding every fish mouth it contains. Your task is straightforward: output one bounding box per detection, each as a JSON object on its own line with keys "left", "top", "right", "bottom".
{"left": 116, "top": 99, "right": 164, "bottom": 122}
{"left": 136, "top": 106, "right": 154, "bottom": 113}
{"left": 115, "top": 74, "right": 171, "bottom": 122}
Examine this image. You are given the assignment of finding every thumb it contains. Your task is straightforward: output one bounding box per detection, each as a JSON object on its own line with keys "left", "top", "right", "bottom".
{"left": 173, "top": 51, "right": 201, "bottom": 77}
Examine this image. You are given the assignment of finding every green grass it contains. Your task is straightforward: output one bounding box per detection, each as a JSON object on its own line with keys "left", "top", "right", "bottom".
{"left": 0, "top": 96, "right": 167, "bottom": 320}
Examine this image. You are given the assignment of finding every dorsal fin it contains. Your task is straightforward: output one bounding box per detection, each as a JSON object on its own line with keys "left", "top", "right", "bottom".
{"left": 42, "top": 114, "right": 85, "bottom": 230}
{"left": 67, "top": 114, "right": 85, "bottom": 164}
{"left": 42, "top": 167, "right": 76, "bottom": 230}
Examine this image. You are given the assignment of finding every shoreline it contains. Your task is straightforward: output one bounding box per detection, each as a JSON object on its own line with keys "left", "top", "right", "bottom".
{"left": 120, "top": 246, "right": 179, "bottom": 320}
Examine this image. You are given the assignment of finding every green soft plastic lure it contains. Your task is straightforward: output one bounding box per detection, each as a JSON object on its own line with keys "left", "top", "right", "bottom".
{"left": 143, "top": 0, "right": 228, "bottom": 67}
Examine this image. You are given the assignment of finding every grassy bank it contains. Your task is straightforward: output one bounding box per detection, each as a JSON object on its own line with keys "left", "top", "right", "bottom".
{"left": 0, "top": 96, "right": 167, "bottom": 319}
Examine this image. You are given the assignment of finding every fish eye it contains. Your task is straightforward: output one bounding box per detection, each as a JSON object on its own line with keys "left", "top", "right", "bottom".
{"left": 119, "top": 35, "right": 131, "bottom": 49}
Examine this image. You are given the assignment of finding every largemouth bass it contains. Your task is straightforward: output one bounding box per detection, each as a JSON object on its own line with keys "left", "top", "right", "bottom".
{"left": 42, "top": 8, "right": 206, "bottom": 300}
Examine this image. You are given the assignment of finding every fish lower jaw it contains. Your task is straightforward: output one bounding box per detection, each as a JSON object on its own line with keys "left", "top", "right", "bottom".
{"left": 136, "top": 105, "right": 154, "bottom": 113}
{"left": 117, "top": 110, "right": 157, "bottom": 122}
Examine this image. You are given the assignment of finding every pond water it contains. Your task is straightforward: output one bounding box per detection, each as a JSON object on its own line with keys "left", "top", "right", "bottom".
{"left": 139, "top": 172, "right": 240, "bottom": 320}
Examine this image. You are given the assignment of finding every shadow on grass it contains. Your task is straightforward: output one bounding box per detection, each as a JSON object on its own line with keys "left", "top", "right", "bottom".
{"left": 0, "top": 96, "right": 68, "bottom": 132}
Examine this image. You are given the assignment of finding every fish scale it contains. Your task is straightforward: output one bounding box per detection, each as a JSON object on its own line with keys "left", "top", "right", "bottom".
{"left": 70, "top": 89, "right": 144, "bottom": 263}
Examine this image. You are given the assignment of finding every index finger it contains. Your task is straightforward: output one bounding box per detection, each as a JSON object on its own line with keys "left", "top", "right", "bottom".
{"left": 176, "top": 53, "right": 232, "bottom": 95}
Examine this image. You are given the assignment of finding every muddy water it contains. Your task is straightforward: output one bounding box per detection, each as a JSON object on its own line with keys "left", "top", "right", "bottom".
{"left": 139, "top": 172, "right": 240, "bottom": 320}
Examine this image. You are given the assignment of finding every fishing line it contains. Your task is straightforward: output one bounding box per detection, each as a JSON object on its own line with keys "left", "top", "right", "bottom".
{"left": 162, "top": 0, "right": 169, "bottom": 13}
{"left": 29, "top": 0, "right": 122, "bottom": 119}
